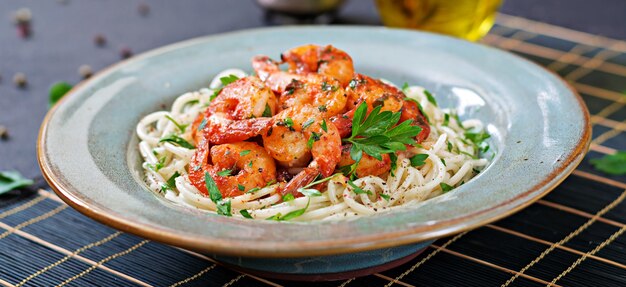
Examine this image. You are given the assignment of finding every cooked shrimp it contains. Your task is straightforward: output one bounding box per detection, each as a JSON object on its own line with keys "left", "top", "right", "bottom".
{"left": 338, "top": 144, "right": 391, "bottom": 177}
{"left": 281, "top": 44, "right": 355, "bottom": 88}
{"left": 251, "top": 57, "right": 348, "bottom": 116}
{"left": 192, "top": 76, "right": 276, "bottom": 144}
{"left": 188, "top": 141, "right": 276, "bottom": 198}
{"left": 262, "top": 106, "right": 342, "bottom": 195}
{"left": 331, "top": 73, "right": 430, "bottom": 142}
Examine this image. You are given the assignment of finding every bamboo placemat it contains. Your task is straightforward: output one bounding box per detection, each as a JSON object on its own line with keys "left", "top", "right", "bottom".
{"left": 1, "top": 14, "right": 625, "bottom": 287}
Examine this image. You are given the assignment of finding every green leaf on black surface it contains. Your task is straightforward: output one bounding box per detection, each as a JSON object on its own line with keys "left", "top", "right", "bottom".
{"left": 590, "top": 151, "right": 626, "bottom": 175}
{"left": 0, "top": 171, "right": 34, "bottom": 195}
{"left": 49, "top": 82, "right": 73, "bottom": 107}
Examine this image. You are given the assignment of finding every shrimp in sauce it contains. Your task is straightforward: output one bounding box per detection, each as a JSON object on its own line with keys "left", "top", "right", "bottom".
{"left": 262, "top": 106, "right": 342, "bottom": 196}
{"left": 188, "top": 141, "right": 276, "bottom": 197}
{"left": 191, "top": 76, "right": 276, "bottom": 144}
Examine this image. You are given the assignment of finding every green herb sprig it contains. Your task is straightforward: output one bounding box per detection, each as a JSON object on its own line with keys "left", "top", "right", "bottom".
{"left": 159, "top": 134, "right": 195, "bottom": 149}
{"left": 210, "top": 74, "right": 240, "bottom": 101}
{"left": 342, "top": 102, "right": 422, "bottom": 176}
{"left": 0, "top": 171, "right": 33, "bottom": 195}
{"left": 204, "top": 172, "right": 231, "bottom": 216}
{"left": 591, "top": 151, "right": 626, "bottom": 175}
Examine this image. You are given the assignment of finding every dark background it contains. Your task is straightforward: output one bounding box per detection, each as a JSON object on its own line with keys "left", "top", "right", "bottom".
{"left": 1, "top": 0, "right": 624, "bottom": 179}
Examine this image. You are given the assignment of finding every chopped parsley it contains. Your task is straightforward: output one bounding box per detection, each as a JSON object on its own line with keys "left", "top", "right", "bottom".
{"left": 204, "top": 172, "right": 231, "bottom": 216}
{"left": 318, "top": 105, "right": 327, "bottom": 112}
{"left": 197, "top": 118, "right": 208, "bottom": 131}
{"left": 321, "top": 81, "right": 337, "bottom": 92}
{"left": 443, "top": 113, "right": 450, "bottom": 126}
{"left": 302, "top": 118, "right": 315, "bottom": 129}
{"left": 159, "top": 134, "right": 195, "bottom": 149}
{"left": 409, "top": 154, "right": 429, "bottom": 167}
{"left": 0, "top": 171, "right": 33, "bottom": 194}
{"left": 240, "top": 209, "right": 253, "bottom": 219}
{"left": 424, "top": 90, "right": 437, "bottom": 106}
{"left": 266, "top": 199, "right": 310, "bottom": 221}
{"left": 296, "top": 174, "right": 336, "bottom": 196}
{"left": 237, "top": 184, "right": 245, "bottom": 191}
{"left": 262, "top": 104, "right": 272, "bottom": 117}
{"left": 347, "top": 180, "right": 372, "bottom": 195}
{"left": 307, "top": 131, "right": 321, "bottom": 149}
{"left": 342, "top": 102, "right": 422, "bottom": 175}
{"left": 440, "top": 182, "right": 454, "bottom": 193}
{"left": 165, "top": 115, "right": 188, "bottom": 133}
{"left": 590, "top": 151, "right": 626, "bottom": 175}
{"left": 282, "top": 193, "right": 295, "bottom": 202}
{"left": 217, "top": 169, "right": 232, "bottom": 177}
{"left": 211, "top": 74, "right": 240, "bottom": 101}
{"left": 320, "top": 119, "right": 328, "bottom": 132}
{"left": 239, "top": 150, "right": 251, "bottom": 156}
{"left": 380, "top": 193, "right": 391, "bottom": 201}
{"left": 401, "top": 82, "right": 409, "bottom": 93}
{"left": 246, "top": 187, "right": 260, "bottom": 194}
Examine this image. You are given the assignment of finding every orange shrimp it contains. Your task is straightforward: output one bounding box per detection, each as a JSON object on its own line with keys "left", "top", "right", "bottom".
{"left": 337, "top": 144, "right": 392, "bottom": 178}
{"left": 188, "top": 141, "right": 276, "bottom": 198}
{"left": 252, "top": 56, "right": 348, "bottom": 117}
{"left": 262, "top": 106, "right": 342, "bottom": 196}
{"left": 281, "top": 44, "right": 355, "bottom": 88}
{"left": 192, "top": 76, "right": 277, "bottom": 145}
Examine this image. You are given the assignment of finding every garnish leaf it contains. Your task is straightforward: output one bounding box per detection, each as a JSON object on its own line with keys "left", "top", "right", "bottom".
{"left": 237, "top": 184, "right": 245, "bottom": 191}
{"left": 204, "top": 172, "right": 231, "bottom": 216}
{"left": 211, "top": 74, "right": 240, "bottom": 101}
{"left": 320, "top": 119, "right": 328, "bottom": 132}
{"left": 197, "top": 118, "right": 208, "bottom": 131}
{"left": 262, "top": 104, "right": 272, "bottom": 117}
{"left": 590, "top": 151, "right": 626, "bottom": 175}
{"left": 159, "top": 134, "right": 195, "bottom": 149}
{"left": 0, "top": 171, "right": 34, "bottom": 194}
{"left": 279, "top": 199, "right": 310, "bottom": 221}
{"left": 401, "top": 82, "right": 409, "bottom": 92}
{"left": 302, "top": 118, "right": 315, "bottom": 129}
{"left": 240, "top": 209, "right": 253, "bottom": 219}
{"left": 380, "top": 193, "right": 391, "bottom": 201}
{"left": 246, "top": 187, "right": 260, "bottom": 194}
{"left": 298, "top": 188, "right": 322, "bottom": 197}
{"left": 282, "top": 193, "right": 295, "bottom": 202}
{"left": 239, "top": 150, "right": 251, "bottom": 156}
{"left": 165, "top": 115, "right": 188, "bottom": 133}
{"left": 424, "top": 90, "right": 437, "bottom": 106}
{"left": 343, "top": 102, "right": 422, "bottom": 174}
{"left": 165, "top": 171, "right": 180, "bottom": 190}
{"left": 217, "top": 169, "right": 232, "bottom": 177}
{"left": 440, "top": 182, "right": 454, "bottom": 193}
{"left": 49, "top": 82, "right": 73, "bottom": 107}
{"left": 216, "top": 199, "right": 232, "bottom": 216}
{"left": 347, "top": 180, "right": 372, "bottom": 195}
{"left": 409, "top": 154, "right": 429, "bottom": 167}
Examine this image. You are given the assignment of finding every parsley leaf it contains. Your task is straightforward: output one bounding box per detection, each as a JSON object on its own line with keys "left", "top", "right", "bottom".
{"left": 590, "top": 151, "right": 626, "bottom": 175}
{"left": 240, "top": 209, "right": 253, "bottom": 219}
{"left": 0, "top": 171, "right": 33, "bottom": 194}
{"left": 237, "top": 184, "right": 245, "bottom": 191}
{"left": 409, "top": 154, "right": 429, "bottom": 167}
{"left": 347, "top": 180, "right": 372, "bottom": 195}
{"left": 320, "top": 119, "right": 328, "bottom": 132}
{"left": 217, "top": 169, "right": 232, "bottom": 177}
{"left": 262, "top": 104, "right": 272, "bottom": 117}
{"left": 302, "top": 118, "right": 315, "bottom": 129}
{"left": 380, "top": 193, "right": 391, "bottom": 201}
{"left": 424, "top": 90, "right": 437, "bottom": 106}
{"left": 343, "top": 102, "right": 422, "bottom": 173}
{"left": 165, "top": 115, "right": 188, "bottom": 133}
{"left": 298, "top": 188, "right": 322, "bottom": 197}
{"left": 211, "top": 74, "right": 240, "bottom": 101}
{"left": 440, "top": 182, "right": 454, "bottom": 193}
{"left": 443, "top": 113, "right": 450, "bottom": 126}
{"left": 164, "top": 171, "right": 180, "bottom": 191}
{"left": 282, "top": 193, "right": 295, "bottom": 202}
{"left": 246, "top": 187, "right": 260, "bottom": 194}
{"left": 401, "top": 82, "right": 409, "bottom": 93}
{"left": 465, "top": 131, "right": 490, "bottom": 145}
{"left": 239, "top": 150, "right": 251, "bottom": 156}
{"left": 267, "top": 199, "right": 310, "bottom": 221}
{"left": 197, "top": 118, "right": 208, "bottom": 131}
{"left": 205, "top": 172, "right": 231, "bottom": 216}
{"left": 307, "top": 131, "right": 321, "bottom": 149}
{"left": 159, "top": 135, "right": 195, "bottom": 149}
{"left": 49, "top": 82, "right": 73, "bottom": 107}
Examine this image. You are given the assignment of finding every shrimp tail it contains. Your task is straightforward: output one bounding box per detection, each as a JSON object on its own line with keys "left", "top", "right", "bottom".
{"left": 280, "top": 167, "right": 319, "bottom": 197}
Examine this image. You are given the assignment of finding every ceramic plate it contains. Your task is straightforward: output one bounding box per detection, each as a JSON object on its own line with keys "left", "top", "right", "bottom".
{"left": 38, "top": 26, "right": 590, "bottom": 258}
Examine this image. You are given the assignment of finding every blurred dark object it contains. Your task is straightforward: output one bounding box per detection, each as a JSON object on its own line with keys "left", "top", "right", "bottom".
{"left": 256, "top": 0, "right": 347, "bottom": 24}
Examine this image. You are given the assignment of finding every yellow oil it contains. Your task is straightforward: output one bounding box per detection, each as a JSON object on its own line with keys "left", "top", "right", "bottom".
{"left": 375, "top": 0, "right": 502, "bottom": 41}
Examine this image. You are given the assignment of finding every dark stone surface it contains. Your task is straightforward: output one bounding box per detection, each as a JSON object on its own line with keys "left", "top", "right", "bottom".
{"left": 0, "top": 0, "right": 623, "bottom": 179}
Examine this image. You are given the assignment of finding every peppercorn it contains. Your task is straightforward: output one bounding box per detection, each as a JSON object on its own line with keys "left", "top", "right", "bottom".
{"left": 78, "top": 65, "right": 93, "bottom": 79}
{"left": 13, "top": 73, "right": 27, "bottom": 88}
